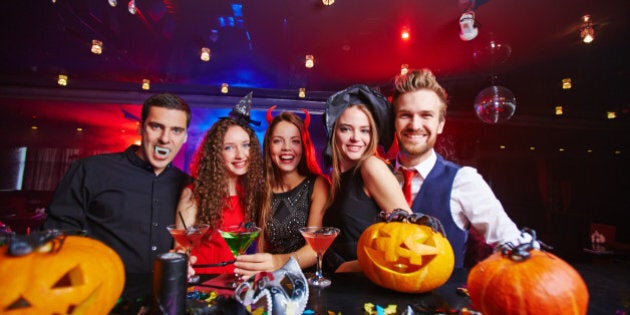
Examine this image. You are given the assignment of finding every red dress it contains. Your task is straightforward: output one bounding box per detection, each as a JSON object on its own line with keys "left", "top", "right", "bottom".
{"left": 191, "top": 195, "right": 246, "bottom": 274}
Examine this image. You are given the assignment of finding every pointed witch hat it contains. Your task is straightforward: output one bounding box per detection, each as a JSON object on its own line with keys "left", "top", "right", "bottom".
{"left": 221, "top": 91, "right": 261, "bottom": 127}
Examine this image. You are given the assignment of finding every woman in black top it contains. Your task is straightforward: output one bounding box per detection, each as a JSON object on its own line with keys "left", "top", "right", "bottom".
{"left": 234, "top": 108, "right": 330, "bottom": 277}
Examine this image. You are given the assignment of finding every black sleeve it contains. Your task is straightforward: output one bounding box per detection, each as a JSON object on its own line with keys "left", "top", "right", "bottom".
{"left": 42, "top": 160, "right": 90, "bottom": 233}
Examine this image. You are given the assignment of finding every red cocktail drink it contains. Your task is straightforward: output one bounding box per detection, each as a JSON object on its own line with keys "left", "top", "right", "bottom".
{"left": 299, "top": 226, "right": 340, "bottom": 288}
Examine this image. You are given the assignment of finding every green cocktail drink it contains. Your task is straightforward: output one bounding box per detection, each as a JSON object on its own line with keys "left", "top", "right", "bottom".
{"left": 218, "top": 224, "right": 261, "bottom": 288}
{"left": 219, "top": 228, "right": 260, "bottom": 257}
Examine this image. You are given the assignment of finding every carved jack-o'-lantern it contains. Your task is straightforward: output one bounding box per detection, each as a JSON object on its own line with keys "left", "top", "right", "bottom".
{"left": 0, "top": 233, "right": 125, "bottom": 314}
{"left": 357, "top": 213, "right": 455, "bottom": 293}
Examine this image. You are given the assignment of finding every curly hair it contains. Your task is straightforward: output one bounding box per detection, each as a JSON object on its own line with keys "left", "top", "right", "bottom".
{"left": 258, "top": 111, "right": 322, "bottom": 250}
{"left": 189, "top": 119, "right": 264, "bottom": 231}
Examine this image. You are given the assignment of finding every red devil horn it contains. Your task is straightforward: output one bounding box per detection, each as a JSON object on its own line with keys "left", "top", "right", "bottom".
{"left": 266, "top": 105, "right": 277, "bottom": 124}
{"left": 301, "top": 108, "right": 310, "bottom": 128}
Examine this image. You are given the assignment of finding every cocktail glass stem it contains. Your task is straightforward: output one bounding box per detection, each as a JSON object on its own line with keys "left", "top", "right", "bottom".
{"left": 315, "top": 254, "right": 324, "bottom": 282}
{"left": 186, "top": 249, "right": 200, "bottom": 284}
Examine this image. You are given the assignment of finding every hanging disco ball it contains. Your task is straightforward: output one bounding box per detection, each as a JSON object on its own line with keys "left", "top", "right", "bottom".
{"left": 474, "top": 85, "right": 516, "bottom": 124}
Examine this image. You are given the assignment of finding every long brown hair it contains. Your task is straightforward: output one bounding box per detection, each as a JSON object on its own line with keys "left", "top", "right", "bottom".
{"left": 258, "top": 111, "right": 323, "bottom": 250}
{"left": 327, "top": 104, "right": 379, "bottom": 208}
{"left": 189, "top": 118, "right": 264, "bottom": 231}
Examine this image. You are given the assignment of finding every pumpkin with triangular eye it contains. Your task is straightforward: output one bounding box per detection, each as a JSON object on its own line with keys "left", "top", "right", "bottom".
{"left": 0, "top": 233, "right": 125, "bottom": 314}
{"left": 357, "top": 212, "right": 455, "bottom": 293}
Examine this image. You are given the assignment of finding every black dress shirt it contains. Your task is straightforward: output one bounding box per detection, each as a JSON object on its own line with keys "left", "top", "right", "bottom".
{"left": 44, "top": 145, "right": 190, "bottom": 274}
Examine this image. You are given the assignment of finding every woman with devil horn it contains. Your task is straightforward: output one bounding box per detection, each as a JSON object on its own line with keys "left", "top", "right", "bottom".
{"left": 234, "top": 106, "right": 330, "bottom": 277}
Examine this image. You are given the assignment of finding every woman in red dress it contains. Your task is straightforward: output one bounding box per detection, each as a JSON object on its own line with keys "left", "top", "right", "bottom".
{"left": 174, "top": 93, "right": 264, "bottom": 274}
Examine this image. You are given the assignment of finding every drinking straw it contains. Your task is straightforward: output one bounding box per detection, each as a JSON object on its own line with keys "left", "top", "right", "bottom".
{"left": 178, "top": 211, "right": 188, "bottom": 230}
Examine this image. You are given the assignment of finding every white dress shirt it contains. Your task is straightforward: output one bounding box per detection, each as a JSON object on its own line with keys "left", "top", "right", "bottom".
{"left": 395, "top": 149, "right": 525, "bottom": 248}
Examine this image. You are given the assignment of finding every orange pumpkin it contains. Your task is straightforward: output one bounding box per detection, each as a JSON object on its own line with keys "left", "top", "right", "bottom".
{"left": 0, "top": 235, "right": 125, "bottom": 314}
{"left": 467, "top": 248, "right": 589, "bottom": 315}
{"left": 357, "top": 221, "right": 455, "bottom": 293}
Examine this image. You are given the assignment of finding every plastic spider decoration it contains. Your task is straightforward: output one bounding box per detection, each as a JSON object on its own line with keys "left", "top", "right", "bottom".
{"left": 380, "top": 209, "right": 447, "bottom": 237}
{"left": 6, "top": 229, "right": 86, "bottom": 257}
{"left": 499, "top": 228, "right": 552, "bottom": 262}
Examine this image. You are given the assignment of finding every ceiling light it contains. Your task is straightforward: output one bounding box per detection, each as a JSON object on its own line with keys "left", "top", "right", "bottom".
{"left": 401, "top": 29, "right": 410, "bottom": 41}
{"left": 400, "top": 64, "right": 409, "bottom": 75}
{"left": 298, "top": 88, "right": 306, "bottom": 98}
{"left": 91, "top": 40, "right": 103, "bottom": 55}
{"left": 580, "top": 15, "right": 594, "bottom": 43}
{"left": 305, "top": 55, "right": 314, "bottom": 68}
{"left": 607, "top": 111, "right": 616, "bottom": 119}
{"left": 322, "top": 0, "right": 334, "bottom": 5}
{"left": 142, "top": 79, "right": 150, "bottom": 90}
{"left": 58, "top": 74, "right": 68, "bottom": 86}
{"left": 562, "top": 78, "right": 572, "bottom": 90}
{"left": 200, "top": 47, "right": 211, "bottom": 62}
{"left": 221, "top": 83, "right": 229, "bottom": 94}
{"left": 128, "top": 0, "right": 136, "bottom": 14}
{"left": 108, "top": 0, "right": 117, "bottom": 7}
{"left": 555, "top": 105, "right": 564, "bottom": 116}
{"left": 459, "top": 10, "right": 478, "bottom": 41}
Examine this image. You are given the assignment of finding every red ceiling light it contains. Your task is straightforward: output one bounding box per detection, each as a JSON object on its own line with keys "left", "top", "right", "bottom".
{"left": 401, "top": 29, "right": 410, "bottom": 41}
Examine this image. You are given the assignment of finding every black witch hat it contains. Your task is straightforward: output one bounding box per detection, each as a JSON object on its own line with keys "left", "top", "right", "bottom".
{"left": 221, "top": 92, "right": 261, "bottom": 127}
{"left": 322, "top": 84, "right": 394, "bottom": 167}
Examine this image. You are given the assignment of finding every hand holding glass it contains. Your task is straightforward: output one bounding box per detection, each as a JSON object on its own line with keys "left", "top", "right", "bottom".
{"left": 166, "top": 223, "right": 209, "bottom": 283}
{"left": 218, "top": 225, "right": 261, "bottom": 288}
{"left": 299, "top": 226, "right": 340, "bottom": 288}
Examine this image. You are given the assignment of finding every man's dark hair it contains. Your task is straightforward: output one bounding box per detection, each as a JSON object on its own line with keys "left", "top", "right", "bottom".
{"left": 141, "top": 93, "right": 192, "bottom": 127}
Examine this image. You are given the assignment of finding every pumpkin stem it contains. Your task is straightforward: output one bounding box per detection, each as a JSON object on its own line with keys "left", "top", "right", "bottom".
{"left": 499, "top": 228, "right": 553, "bottom": 262}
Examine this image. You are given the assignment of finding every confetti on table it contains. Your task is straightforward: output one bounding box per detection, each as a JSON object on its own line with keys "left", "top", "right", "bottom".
{"left": 364, "top": 302, "right": 396, "bottom": 315}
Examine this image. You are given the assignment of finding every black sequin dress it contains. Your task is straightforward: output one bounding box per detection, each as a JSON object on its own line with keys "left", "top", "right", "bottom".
{"left": 265, "top": 175, "right": 316, "bottom": 254}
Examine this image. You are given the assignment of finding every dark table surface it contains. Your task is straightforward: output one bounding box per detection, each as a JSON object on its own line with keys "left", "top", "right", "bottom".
{"left": 303, "top": 269, "right": 470, "bottom": 314}
{"left": 114, "top": 259, "right": 630, "bottom": 314}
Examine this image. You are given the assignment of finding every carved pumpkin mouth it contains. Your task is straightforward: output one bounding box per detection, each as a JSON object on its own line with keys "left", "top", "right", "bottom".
{"left": 362, "top": 225, "right": 440, "bottom": 273}
{"left": 357, "top": 222, "right": 455, "bottom": 293}
{"left": 363, "top": 244, "right": 438, "bottom": 273}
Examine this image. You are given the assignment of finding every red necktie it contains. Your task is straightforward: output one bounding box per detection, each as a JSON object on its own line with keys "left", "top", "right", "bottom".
{"left": 401, "top": 168, "right": 416, "bottom": 206}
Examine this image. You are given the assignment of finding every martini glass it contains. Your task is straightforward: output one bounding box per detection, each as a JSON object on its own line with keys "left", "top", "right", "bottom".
{"left": 299, "top": 226, "right": 340, "bottom": 288}
{"left": 218, "top": 225, "right": 261, "bottom": 288}
{"left": 166, "top": 223, "right": 210, "bottom": 283}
